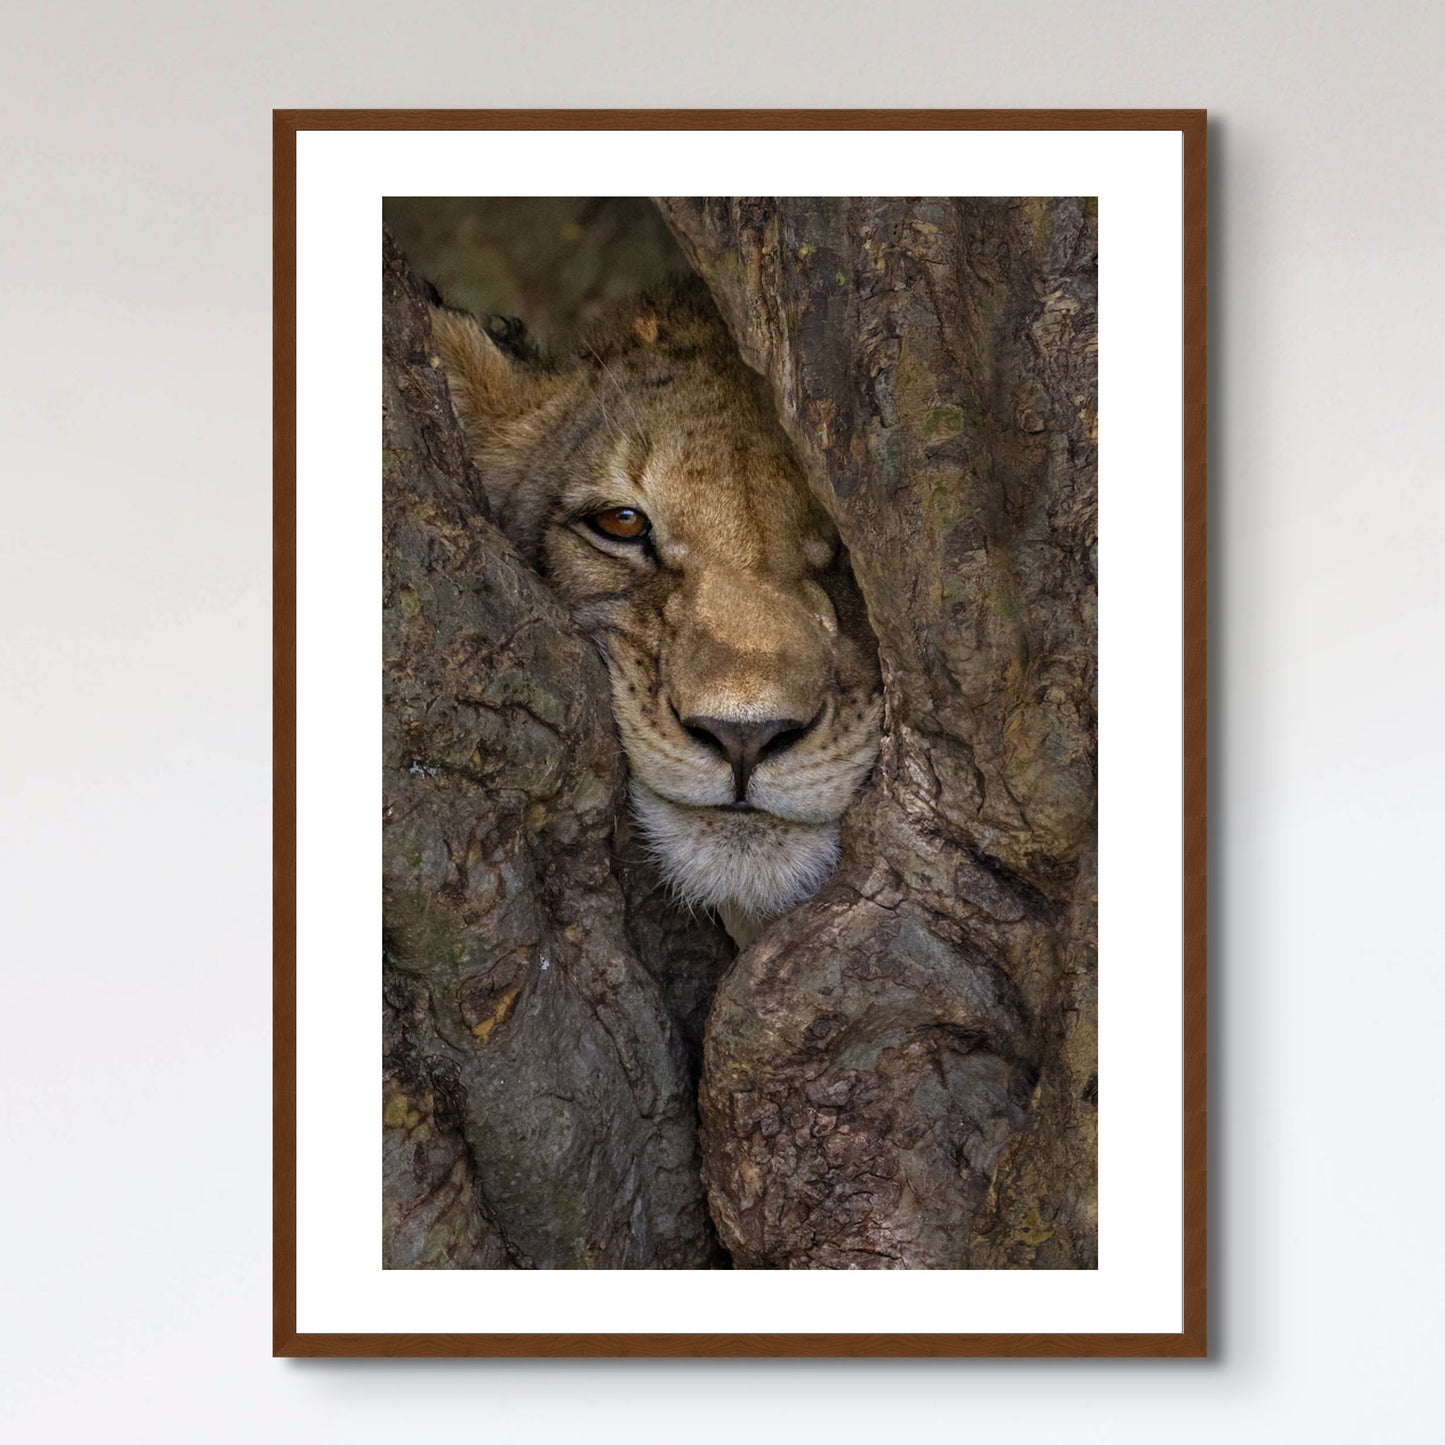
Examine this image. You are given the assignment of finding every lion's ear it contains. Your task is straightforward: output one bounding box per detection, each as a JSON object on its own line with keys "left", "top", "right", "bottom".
{"left": 429, "top": 304, "right": 550, "bottom": 447}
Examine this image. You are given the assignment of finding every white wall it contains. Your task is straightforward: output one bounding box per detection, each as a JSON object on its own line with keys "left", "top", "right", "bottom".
{"left": 2, "top": 2, "right": 1440, "bottom": 1440}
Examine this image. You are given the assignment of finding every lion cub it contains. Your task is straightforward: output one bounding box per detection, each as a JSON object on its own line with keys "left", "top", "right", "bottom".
{"left": 431, "top": 278, "right": 881, "bottom": 946}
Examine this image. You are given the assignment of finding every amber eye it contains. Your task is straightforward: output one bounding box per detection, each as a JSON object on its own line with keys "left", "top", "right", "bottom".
{"left": 587, "top": 507, "right": 650, "bottom": 541}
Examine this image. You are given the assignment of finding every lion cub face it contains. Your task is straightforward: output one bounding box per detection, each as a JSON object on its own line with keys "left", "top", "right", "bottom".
{"left": 431, "top": 279, "right": 881, "bottom": 943}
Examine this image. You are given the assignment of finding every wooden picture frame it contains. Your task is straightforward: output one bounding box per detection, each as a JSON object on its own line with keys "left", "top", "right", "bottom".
{"left": 274, "top": 109, "right": 1207, "bottom": 1358}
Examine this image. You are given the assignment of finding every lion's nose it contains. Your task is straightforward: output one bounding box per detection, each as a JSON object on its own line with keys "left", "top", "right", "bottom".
{"left": 679, "top": 714, "right": 813, "bottom": 803}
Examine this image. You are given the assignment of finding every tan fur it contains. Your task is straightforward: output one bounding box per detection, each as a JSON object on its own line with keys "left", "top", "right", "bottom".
{"left": 431, "top": 279, "right": 882, "bottom": 943}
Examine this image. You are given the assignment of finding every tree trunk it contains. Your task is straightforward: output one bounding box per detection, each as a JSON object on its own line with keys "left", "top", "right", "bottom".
{"left": 381, "top": 233, "right": 727, "bottom": 1269}
{"left": 657, "top": 198, "right": 1098, "bottom": 1269}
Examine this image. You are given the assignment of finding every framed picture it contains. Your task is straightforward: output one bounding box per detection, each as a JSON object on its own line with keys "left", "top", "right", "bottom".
{"left": 274, "top": 109, "right": 1207, "bottom": 1357}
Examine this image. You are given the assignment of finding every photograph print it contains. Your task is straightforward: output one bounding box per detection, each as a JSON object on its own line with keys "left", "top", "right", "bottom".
{"left": 380, "top": 194, "right": 1099, "bottom": 1273}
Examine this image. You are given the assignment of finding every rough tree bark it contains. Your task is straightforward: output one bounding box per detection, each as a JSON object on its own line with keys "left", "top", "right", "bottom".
{"left": 381, "top": 234, "right": 728, "bottom": 1269}
{"left": 658, "top": 198, "right": 1098, "bottom": 1269}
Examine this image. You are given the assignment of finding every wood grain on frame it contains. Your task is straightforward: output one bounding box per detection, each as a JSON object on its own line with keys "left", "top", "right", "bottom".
{"left": 272, "top": 108, "right": 298, "bottom": 1362}
{"left": 273, "top": 108, "right": 1207, "bottom": 1359}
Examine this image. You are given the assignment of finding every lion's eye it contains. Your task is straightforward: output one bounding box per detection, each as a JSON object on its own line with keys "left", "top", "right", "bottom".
{"left": 587, "top": 507, "right": 650, "bottom": 541}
